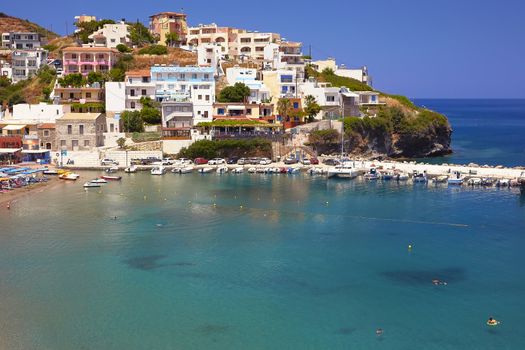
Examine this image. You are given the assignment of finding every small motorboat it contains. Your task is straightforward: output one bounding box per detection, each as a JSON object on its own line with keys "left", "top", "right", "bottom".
{"left": 395, "top": 172, "right": 410, "bottom": 181}
{"left": 412, "top": 171, "right": 428, "bottom": 183}
{"left": 364, "top": 168, "right": 380, "bottom": 180}
{"left": 179, "top": 166, "right": 194, "bottom": 174}
{"left": 467, "top": 178, "right": 482, "bottom": 186}
{"left": 83, "top": 182, "right": 101, "bottom": 188}
{"left": 101, "top": 175, "right": 122, "bottom": 181}
{"left": 232, "top": 167, "right": 244, "bottom": 174}
{"left": 256, "top": 167, "right": 267, "bottom": 174}
{"left": 448, "top": 171, "right": 464, "bottom": 185}
{"left": 216, "top": 166, "right": 229, "bottom": 174}
{"left": 496, "top": 179, "right": 510, "bottom": 187}
{"left": 90, "top": 178, "right": 108, "bottom": 184}
{"left": 43, "top": 169, "right": 59, "bottom": 175}
{"left": 247, "top": 167, "right": 257, "bottom": 174}
{"left": 105, "top": 166, "right": 119, "bottom": 173}
{"left": 151, "top": 167, "right": 166, "bottom": 175}
{"left": 124, "top": 165, "right": 138, "bottom": 173}
{"left": 198, "top": 167, "right": 213, "bottom": 174}
{"left": 287, "top": 168, "right": 300, "bottom": 174}
{"left": 59, "top": 172, "right": 80, "bottom": 181}
{"left": 381, "top": 170, "right": 395, "bottom": 180}
{"left": 431, "top": 175, "right": 448, "bottom": 184}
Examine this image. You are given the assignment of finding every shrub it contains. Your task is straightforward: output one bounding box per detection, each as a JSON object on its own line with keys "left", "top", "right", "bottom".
{"left": 138, "top": 45, "right": 168, "bottom": 55}
{"left": 116, "top": 44, "right": 132, "bottom": 53}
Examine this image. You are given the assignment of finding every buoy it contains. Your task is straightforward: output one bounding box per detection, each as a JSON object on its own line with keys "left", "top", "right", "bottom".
{"left": 408, "top": 244, "right": 413, "bottom": 252}
{"left": 240, "top": 205, "right": 243, "bottom": 209}
{"left": 326, "top": 201, "right": 329, "bottom": 205}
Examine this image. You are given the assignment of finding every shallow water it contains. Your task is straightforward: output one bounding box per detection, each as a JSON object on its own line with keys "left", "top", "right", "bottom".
{"left": 1, "top": 172, "right": 524, "bottom": 349}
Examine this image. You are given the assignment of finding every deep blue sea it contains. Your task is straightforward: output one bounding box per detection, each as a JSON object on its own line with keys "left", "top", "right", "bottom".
{"left": 0, "top": 100, "right": 524, "bottom": 349}
{"left": 414, "top": 99, "right": 525, "bottom": 167}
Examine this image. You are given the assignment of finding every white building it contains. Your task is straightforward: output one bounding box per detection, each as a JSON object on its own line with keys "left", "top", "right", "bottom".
{"left": 262, "top": 69, "right": 300, "bottom": 103}
{"left": 151, "top": 65, "right": 216, "bottom": 124}
{"left": 299, "top": 80, "right": 341, "bottom": 120}
{"left": 226, "top": 67, "right": 270, "bottom": 103}
{"left": 105, "top": 82, "right": 126, "bottom": 113}
{"left": 11, "top": 49, "right": 48, "bottom": 82}
{"left": 187, "top": 24, "right": 230, "bottom": 54}
{"left": 1, "top": 61, "right": 12, "bottom": 79}
{"left": 230, "top": 30, "right": 281, "bottom": 61}
{"left": 264, "top": 41, "right": 305, "bottom": 80}
{"left": 335, "top": 65, "right": 372, "bottom": 86}
{"left": 196, "top": 44, "right": 223, "bottom": 74}
{"left": 1, "top": 32, "right": 42, "bottom": 49}
{"left": 11, "top": 103, "right": 71, "bottom": 122}
{"left": 124, "top": 70, "right": 156, "bottom": 110}
{"left": 87, "top": 22, "right": 131, "bottom": 49}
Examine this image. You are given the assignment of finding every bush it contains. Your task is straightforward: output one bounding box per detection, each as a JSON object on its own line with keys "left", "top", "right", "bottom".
{"left": 116, "top": 44, "right": 132, "bottom": 53}
{"left": 138, "top": 45, "right": 168, "bottom": 55}
{"left": 178, "top": 139, "right": 272, "bottom": 159}
{"left": 140, "top": 107, "right": 161, "bottom": 124}
{"left": 121, "top": 111, "right": 144, "bottom": 133}
{"left": 218, "top": 83, "right": 251, "bottom": 103}
{"left": 42, "top": 44, "right": 58, "bottom": 52}
{"left": 58, "top": 73, "right": 85, "bottom": 87}
{"left": 131, "top": 132, "right": 161, "bottom": 143}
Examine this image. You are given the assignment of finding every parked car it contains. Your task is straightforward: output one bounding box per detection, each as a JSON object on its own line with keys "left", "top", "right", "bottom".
{"left": 194, "top": 158, "right": 209, "bottom": 165}
{"left": 249, "top": 157, "right": 261, "bottom": 165}
{"left": 175, "top": 158, "right": 193, "bottom": 165}
{"left": 284, "top": 157, "right": 299, "bottom": 165}
{"left": 101, "top": 158, "right": 119, "bottom": 166}
{"left": 259, "top": 158, "right": 272, "bottom": 165}
{"left": 301, "top": 159, "right": 311, "bottom": 165}
{"left": 323, "top": 158, "right": 340, "bottom": 166}
{"left": 139, "top": 157, "right": 162, "bottom": 165}
{"left": 162, "top": 158, "right": 175, "bottom": 165}
{"left": 208, "top": 158, "right": 226, "bottom": 165}
{"left": 237, "top": 158, "right": 247, "bottom": 165}
{"left": 227, "top": 157, "right": 239, "bottom": 164}
{"left": 310, "top": 158, "right": 319, "bottom": 165}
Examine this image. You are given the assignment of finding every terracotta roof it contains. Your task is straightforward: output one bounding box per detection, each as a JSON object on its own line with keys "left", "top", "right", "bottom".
{"left": 149, "top": 12, "right": 187, "bottom": 18}
{"left": 62, "top": 46, "right": 119, "bottom": 53}
{"left": 126, "top": 69, "right": 151, "bottom": 77}
{"left": 37, "top": 123, "right": 56, "bottom": 129}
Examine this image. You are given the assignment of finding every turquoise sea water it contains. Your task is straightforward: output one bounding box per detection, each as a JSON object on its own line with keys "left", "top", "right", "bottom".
{"left": 1, "top": 172, "right": 524, "bottom": 349}
{"left": 414, "top": 99, "right": 525, "bottom": 167}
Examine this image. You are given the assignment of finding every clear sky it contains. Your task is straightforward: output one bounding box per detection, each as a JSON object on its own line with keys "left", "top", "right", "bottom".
{"left": 3, "top": 0, "right": 524, "bottom": 98}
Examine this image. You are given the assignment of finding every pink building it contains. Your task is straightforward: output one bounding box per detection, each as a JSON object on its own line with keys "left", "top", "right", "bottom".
{"left": 62, "top": 47, "right": 119, "bottom": 75}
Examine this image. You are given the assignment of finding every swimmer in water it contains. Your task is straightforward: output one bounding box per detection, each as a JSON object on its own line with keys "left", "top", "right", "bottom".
{"left": 487, "top": 317, "right": 499, "bottom": 326}
{"left": 376, "top": 328, "right": 383, "bottom": 336}
{"left": 432, "top": 279, "right": 447, "bottom": 286}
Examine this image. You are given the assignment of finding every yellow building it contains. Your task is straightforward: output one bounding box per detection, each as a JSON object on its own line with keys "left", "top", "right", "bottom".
{"left": 149, "top": 12, "right": 188, "bottom": 45}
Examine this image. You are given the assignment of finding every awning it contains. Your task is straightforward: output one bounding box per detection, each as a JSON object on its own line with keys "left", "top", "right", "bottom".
{"left": 0, "top": 148, "right": 22, "bottom": 154}
{"left": 21, "top": 150, "right": 51, "bottom": 154}
{"left": 2, "top": 125, "right": 26, "bottom": 131}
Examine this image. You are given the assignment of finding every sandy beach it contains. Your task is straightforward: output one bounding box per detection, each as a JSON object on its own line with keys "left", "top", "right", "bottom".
{"left": 0, "top": 176, "right": 60, "bottom": 208}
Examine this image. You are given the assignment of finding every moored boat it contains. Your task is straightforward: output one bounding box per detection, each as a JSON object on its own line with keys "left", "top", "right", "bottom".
{"left": 59, "top": 172, "right": 80, "bottom": 181}
{"left": 364, "top": 168, "right": 380, "bottom": 180}
{"left": 105, "top": 166, "right": 119, "bottom": 173}
{"left": 124, "top": 165, "right": 138, "bottom": 173}
{"left": 83, "top": 182, "right": 101, "bottom": 188}
{"left": 217, "top": 166, "right": 229, "bottom": 174}
{"left": 151, "top": 166, "right": 166, "bottom": 175}
{"left": 412, "top": 171, "right": 428, "bottom": 183}
{"left": 448, "top": 171, "right": 464, "bottom": 185}
{"left": 327, "top": 161, "right": 359, "bottom": 179}
{"left": 467, "top": 178, "right": 482, "bottom": 186}
{"left": 43, "top": 169, "right": 59, "bottom": 175}
{"left": 199, "top": 167, "right": 213, "bottom": 174}
{"left": 431, "top": 175, "right": 448, "bottom": 184}
{"left": 232, "top": 167, "right": 244, "bottom": 174}
{"left": 90, "top": 178, "right": 107, "bottom": 184}
{"left": 101, "top": 175, "right": 122, "bottom": 181}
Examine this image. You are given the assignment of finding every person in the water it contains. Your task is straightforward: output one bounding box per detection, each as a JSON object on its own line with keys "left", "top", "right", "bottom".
{"left": 487, "top": 317, "right": 499, "bottom": 326}
{"left": 432, "top": 279, "right": 447, "bottom": 286}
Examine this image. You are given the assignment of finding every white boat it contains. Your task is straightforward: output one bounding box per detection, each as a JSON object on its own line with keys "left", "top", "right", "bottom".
{"left": 90, "top": 178, "right": 107, "bottom": 184}
{"left": 497, "top": 179, "right": 510, "bottom": 187}
{"left": 431, "top": 175, "right": 448, "bottom": 184}
{"left": 309, "top": 167, "right": 326, "bottom": 175}
{"left": 43, "top": 169, "right": 59, "bottom": 175}
{"left": 395, "top": 172, "right": 410, "bottom": 181}
{"left": 199, "top": 167, "right": 213, "bottom": 174}
{"left": 59, "top": 172, "right": 80, "bottom": 181}
{"left": 83, "top": 182, "right": 101, "bottom": 188}
{"left": 364, "top": 168, "right": 380, "bottom": 180}
{"left": 448, "top": 171, "right": 464, "bottom": 185}
{"left": 467, "top": 178, "right": 482, "bottom": 186}
{"left": 180, "top": 166, "right": 194, "bottom": 174}
{"left": 232, "top": 167, "right": 244, "bottom": 173}
{"left": 216, "top": 166, "right": 229, "bottom": 174}
{"left": 124, "top": 165, "right": 137, "bottom": 173}
{"left": 247, "top": 167, "right": 257, "bottom": 173}
{"left": 151, "top": 166, "right": 166, "bottom": 175}
{"left": 327, "top": 161, "right": 359, "bottom": 179}
{"left": 412, "top": 171, "right": 428, "bottom": 183}
{"left": 256, "top": 167, "right": 267, "bottom": 174}
{"left": 106, "top": 166, "right": 119, "bottom": 173}
{"left": 381, "top": 170, "right": 395, "bottom": 180}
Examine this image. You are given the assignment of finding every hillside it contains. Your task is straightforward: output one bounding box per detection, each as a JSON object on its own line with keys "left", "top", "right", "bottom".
{"left": 0, "top": 12, "right": 58, "bottom": 40}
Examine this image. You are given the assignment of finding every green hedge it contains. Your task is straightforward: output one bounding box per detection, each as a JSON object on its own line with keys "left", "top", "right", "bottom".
{"left": 178, "top": 139, "right": 272, "bottom": 159}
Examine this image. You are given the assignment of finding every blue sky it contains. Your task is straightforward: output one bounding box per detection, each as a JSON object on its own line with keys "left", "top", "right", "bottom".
{"left": 4, "top": 0, "right": 524, "bottom": 98}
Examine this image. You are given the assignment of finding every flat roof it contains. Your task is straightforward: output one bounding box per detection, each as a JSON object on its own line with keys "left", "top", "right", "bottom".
{"left": 62, "top": 47, "right": 119, "bottom": 53}
{"left": 151, "top": 66, "right": 215, "bottom": 73}
{"left": 59, "top": 113, "right": 103, "bottom": 121}
{"left": 149, "top": 12, "right": 187, "bottom": 18}
{"left": 37, "top": 123, "right": 56, "bottom": 129}
{"left": 2, "top": 124, "right": 26, "bottom": 130}
{"left": 0, "top": 148, "right": 22, "bottom": 154}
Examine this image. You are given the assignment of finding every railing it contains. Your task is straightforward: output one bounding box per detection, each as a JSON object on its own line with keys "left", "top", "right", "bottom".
{"left": 212, "top": 132, "right": 286, "bottom": 141}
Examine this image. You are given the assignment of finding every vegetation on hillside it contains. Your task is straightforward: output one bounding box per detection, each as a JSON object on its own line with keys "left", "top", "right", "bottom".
{"left": 138, "top": 45, "right": 168, "bottom": 55}
{"left": 0, "top": 65, "right": 57, "bottom": 105}
{"left": 74, "top": 19, "right": 115, "bottom": 44}
{"left": 178, "top": 139, "right": 272, "bottom": 159}
{"left": 217, "top": 83, "right": 250, "bottom": 103}
{"left": 306, "top": 65, "right": 373, "bottom": 91}
{"left": 0, "top": 12, "right": 58, "bottom": 39}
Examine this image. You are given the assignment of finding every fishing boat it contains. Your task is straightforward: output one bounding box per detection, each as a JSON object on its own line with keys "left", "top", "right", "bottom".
{"left": 364, "top": 168, "right": 380, "bottom": 180}
{"left": 216, "top": 166, "right": 229, "bottom": 174}
{"left": 59, "top": 172, "right": 80, "bottom": 181}
{"left": 101, "top": 175, "right": 122, "bottom": 181}
{"left": 151, "top": 166, "right": 166, "bottom": 175}
{"left": 83, "top": 182, "right": 101, "bottom": 188}
{"left": 448, "top": 171, "right": 464, "bottom": 185}
{"left": 90, "top": 178, "right": 108, "bottom": 184}
{"left": 124, "top": 165, "right": 138, "bottom": 173}
{"left": 381, "top": 170, "right": 395, "bottom": 180}
{"left": 327, "top": 161, "right": 359, "bottom": 179}
{"left": 198, "top": 167, "right": 213, "bottom": 174}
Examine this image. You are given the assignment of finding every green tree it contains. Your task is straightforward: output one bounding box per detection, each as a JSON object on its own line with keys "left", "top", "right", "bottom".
{"left": 277, "top": 98, "right": 292, "bottom": 122}
{"left": 121, "top": 111, "right": 144, "bottom": 133}
{"left": 139, "top": 96, "right": 160, "bottom": 109}
{"left": 42, "top": 87, "right": 52, "bottom": 101}
{"left": 75, "top": 19, "right": 115, "bottom": 44}
{"left": 116, "top": 44, "right": 132, "bottom": 53}
{"left": 108, "top": 68, "right": 125, "bottom": 82}
{"left": 322, "top": 68, "right": 335, "bottom": 76}
{"left": 304, "top": 95, "right": 322, "bottom": 122}
{"left": 140, "top": 107, "right": 161, "bottom": 125}
{"left": 0, "top": 75, "right": 11, "bottom": 88}
{"left": 116, "top": 137, "right": 127, "bottom": 149}
{"left": 128, "top": 21, "right": 155, "bottom": 47}
{"left": 217, "top": 83, "right": 250, "bottom": 103}
{"left": 138, "top": 45, "right": 168, "bottom": 55}
{"left": 165, "top": 32, "right": 179, "bottom": 47}
{"left": 58, "top": 73, "right": 85, "bottom": 87}
{"left": 87, "top": 71, "right": 105, "bottom": 85}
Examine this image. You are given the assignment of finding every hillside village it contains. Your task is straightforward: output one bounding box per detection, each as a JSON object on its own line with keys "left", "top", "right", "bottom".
{"left": 0, "top": 11, "right": 451, "bottom": 166}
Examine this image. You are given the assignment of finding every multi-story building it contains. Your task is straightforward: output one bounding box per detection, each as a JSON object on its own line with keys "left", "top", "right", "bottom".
{"left": 226, "top": 67, "right": 270, "bottom": 103}
{"left": 53, "top": 83, "right": 104, "bottom": 104}
{"left": 11, "top": 49, "right": 48, "bottom": 82}
{"left": 213, "top": 102, "right": 273, "bottom": 120}
{"left": 55, "top": 113, "right": 106, "bottom": 151}
{"left": 187, "top": 24, "right": 231, "bottom": 54}
{"left": 151, "top": 65, "right": 215, "bottom": 124}
{"left": 62, "top": 47, "right": 119, "bottom": 76}
{"left": 124, "top": 70, "right": 156, "bottom": 110}
{"left": 161, "top": 100, "right": 194, "bottom": 140}
{"left": 299, "top": 80, "right": 341, "bottom": 120}
{"left": 87, "top": 22, "right": 131, "bottom": 49}
{"left": 37, "top": 123, "right": 57, "bottom": 150}
{"left": 262, "top": 69, "right": 300, "bottom": 103}
{"left": 149, "top": 12, "right": 188, "bottom": 45}
{"left": 311, "top": 59, "right": 372, "bottom": 86}
{"left": 230, "top": 30, "right": 281, "bottom": 61}
{"left": 196, "top": 44, "right": 222, "bottom": 73}
{"left": 1, "top": 32, "right": 42, "bottom": 49}
{"left": 12, "top": 103, "right": 71, "bottom": 122}
{"left": 264, "top": 41, "right": 305, "bottom": 80}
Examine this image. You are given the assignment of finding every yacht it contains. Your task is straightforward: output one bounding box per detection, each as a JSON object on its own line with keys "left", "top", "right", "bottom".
{"left": 327, "top": 161, "right": 359, "bottom": 179}
{"left": 124, "top": 165, "right": 138, "bottom": 173}
{"left": 151, "top": 166, "right": 166, "bottom": 175}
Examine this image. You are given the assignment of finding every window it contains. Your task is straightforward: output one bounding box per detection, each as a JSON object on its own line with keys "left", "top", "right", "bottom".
{"left": 204, "top": 74, "right": 209, "bottom": 80}
{"left": 72, "top": 140, "right": 79, "bottom": 148}
{"left": 60, "top": 140, "right": 66, "bottom": 147}
{"left": 218, "top": 108, "right": 225, "bottom": 115}
{"left": 43, "top": 130, "right": 49, "bottom": 137}
{"left": 130, "top": 89, "right": 135, "bottom": 97}
{"left": 86, "top": 92, "right": 91, "bottom": 98}
{"left": 130, "top": 102, "right": 136, "bottom": 109}
{"left": 293, "top": 102, "right": 299, "bottom": 109}
{"left": 198, "top": 95, "right": 202, "bottom": 100}
{"left": 203, "top": 111, "right": 209, "bottom": 118}
{"left": 110, "top": 124, "right": 114, "bottom": 132}
{"left": 247, "top": 108, "right": 252, "bottom": 115}
{"left": 180, "top": 74, "right": 185, "bottom": 79}
{"left": 180, "top": 85, "right": 186, "bottom": 91}
{"left": 141, "top": 89, "right": 147, "bottom": 96}
{"left": 281, "top": 75, "right": 293, "bottom": 83}
{"left": 327, "top": 96, "right": 335, "bottom": 102}
{"left": 192, "top": 74, "right": 197, "bottom": 80}
{"left": 205, "top": 95, "right": 210, "bottom": 101}
{"left": 84, "top": 140, "right": 90, "bottom": 147}
{"left": 79, "top": 125, "right": 84, "bottom": 135}
{"left": 67, "top": 125, "right": 72, "bottom": 134}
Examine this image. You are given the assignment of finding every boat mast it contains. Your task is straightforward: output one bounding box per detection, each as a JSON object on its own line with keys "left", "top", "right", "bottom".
{"left": 340, "top": 95, "right": 345, "bottom": 159}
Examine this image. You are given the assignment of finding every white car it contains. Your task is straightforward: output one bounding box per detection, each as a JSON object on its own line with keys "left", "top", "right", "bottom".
{"left": 162, "top": 158, "right": 174, "bottom": 165}
{"left": 101, "top": 158, "right": 118, "bottom": 166}
{"left": 174, "top": 158, "right": 193, "bottom": 165}
{"left": 259, "top": 158, "right": 272, "bottom": 165}
{"left": 301, "top": 159, "right": 311, "bottom": 165}
{"left": 208, "top": 158, "right": 226, "bottom": 165}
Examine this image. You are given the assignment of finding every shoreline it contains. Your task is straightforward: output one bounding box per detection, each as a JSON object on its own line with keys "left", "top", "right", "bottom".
{"left": 0, "top": 177, "right": 60, "bottom": 208}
